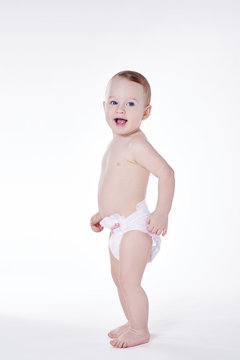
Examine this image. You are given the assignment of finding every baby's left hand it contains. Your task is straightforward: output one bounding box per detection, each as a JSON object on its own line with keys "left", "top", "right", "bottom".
{"left": 146, "top": 211, "right": 168, "bottom": 236}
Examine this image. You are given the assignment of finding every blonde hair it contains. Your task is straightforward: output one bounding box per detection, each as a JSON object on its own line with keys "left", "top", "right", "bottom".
{"left": 111, "top": 70, "right": 151, "bottom": 107}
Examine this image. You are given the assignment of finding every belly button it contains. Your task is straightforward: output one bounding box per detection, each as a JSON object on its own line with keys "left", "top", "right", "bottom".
{"left": 116, "top": 162, "right": 120, "bottom": 166}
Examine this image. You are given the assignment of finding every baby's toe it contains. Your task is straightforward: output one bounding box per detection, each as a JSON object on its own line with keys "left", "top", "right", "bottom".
{"left": 116, "top": 340, "right": 122, "bottom": 348}
{"left": 110, "top": 339, "right": 117, "bottom": 347}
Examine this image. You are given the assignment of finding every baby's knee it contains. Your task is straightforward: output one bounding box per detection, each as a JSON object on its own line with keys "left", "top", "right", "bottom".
{"left": 119, "top": 273, "right": 140, "bottom": 291}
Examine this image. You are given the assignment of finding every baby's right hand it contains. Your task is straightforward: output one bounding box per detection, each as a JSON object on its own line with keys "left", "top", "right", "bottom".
{"left": 90, "top": 212, "right": 104, "bottom": 232}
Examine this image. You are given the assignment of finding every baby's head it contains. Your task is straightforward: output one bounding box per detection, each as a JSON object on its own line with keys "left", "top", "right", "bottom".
{"left": 107, "top": 70, "right": 151, "bottom": 108}
{"left": 103, "top": 70, "right": 152, "bottom": 136}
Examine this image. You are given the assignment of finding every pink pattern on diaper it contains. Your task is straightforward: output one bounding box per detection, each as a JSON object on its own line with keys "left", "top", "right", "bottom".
{"left": 110, "top": 222, "right": 121, "bottom": 234}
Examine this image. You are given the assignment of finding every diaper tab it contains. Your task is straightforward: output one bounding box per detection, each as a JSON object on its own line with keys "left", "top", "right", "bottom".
{"left": 110, "top": 222, "right": 121, "bottom": 234}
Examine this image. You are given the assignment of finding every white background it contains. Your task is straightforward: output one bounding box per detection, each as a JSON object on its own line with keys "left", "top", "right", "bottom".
{"left": 0, "top": 0, "right": 239, "bottom": 359}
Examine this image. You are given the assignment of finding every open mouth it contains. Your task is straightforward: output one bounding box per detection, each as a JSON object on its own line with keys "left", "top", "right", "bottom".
{"left": 114, "top": 118, "right": 128, "bottom": 126}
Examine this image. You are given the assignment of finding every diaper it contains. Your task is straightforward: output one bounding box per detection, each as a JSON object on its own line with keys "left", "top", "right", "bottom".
{"left": 100, "top": 199, "right": 161, "bottom": 263}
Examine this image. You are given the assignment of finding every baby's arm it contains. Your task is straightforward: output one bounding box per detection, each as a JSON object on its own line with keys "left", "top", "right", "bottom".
{"left": 128, "top": 137, "right": 175, "bottom": 235}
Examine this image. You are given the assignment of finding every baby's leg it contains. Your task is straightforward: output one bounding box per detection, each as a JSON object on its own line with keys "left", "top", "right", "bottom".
{"left": 110, "top": 230, "right": 152, "bottom": 348}
{"left": 108, "top": 247, "right": 130, "bottom": 338}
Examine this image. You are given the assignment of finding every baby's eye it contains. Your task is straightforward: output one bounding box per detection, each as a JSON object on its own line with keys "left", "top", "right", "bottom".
{"left": 110, "top": 100, "right": 117, "bottom": 105}
{"left": 127, "top": 102, "right": 135, "bottom": 106}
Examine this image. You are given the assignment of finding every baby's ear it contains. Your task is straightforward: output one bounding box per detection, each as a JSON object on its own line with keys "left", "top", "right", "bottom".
{"left": 143, "top": 105, "right": 152, "bottom": 120}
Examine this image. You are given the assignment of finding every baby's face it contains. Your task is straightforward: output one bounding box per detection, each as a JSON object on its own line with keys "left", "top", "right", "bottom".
{"left": 103, "top": 76, "right": 151, "bottom": 137}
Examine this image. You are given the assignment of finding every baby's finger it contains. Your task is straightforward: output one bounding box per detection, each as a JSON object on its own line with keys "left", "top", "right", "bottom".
{"left": 91, "top": 217, "right": 101, "bottom": 226}
{"left": 152, "top": 227, "right": 159, "bottom": 234}
{"left": 147, "top": 225, "right": 154, "bottom": 233}
{"left": 93, "top": 227, "right": 102, "bottom": 232}
{"left": 96, "top": 224, "right": 104, "bottom": 230}
{"left": 91, "top": 224, "right": 103, "bottom": 232}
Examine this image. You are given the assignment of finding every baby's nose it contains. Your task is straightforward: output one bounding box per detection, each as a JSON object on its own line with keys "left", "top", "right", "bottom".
{"left": 116, "top": 105, "right": 125, "bottom": 113}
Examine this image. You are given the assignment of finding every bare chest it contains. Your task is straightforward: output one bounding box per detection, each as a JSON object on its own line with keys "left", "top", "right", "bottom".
{"left": 101, "top": 141, "right": 137, "bottom": 179}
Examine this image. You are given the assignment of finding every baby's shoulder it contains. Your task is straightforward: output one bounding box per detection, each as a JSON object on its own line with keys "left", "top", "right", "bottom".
{"left": 127, "top": 131, "right": 149, "bottom": 149}
{"left": 125, "top": 132, "right": 152, "bottom": 164}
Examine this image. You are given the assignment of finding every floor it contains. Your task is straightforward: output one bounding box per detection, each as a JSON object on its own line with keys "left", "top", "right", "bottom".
{"left": 1, "top": 294, "right": 239, "bottom": 360}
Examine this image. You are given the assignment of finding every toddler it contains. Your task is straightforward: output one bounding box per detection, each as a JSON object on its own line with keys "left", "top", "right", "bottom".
{"left": 90, "top": 70, "right": 175, "bottom": 348}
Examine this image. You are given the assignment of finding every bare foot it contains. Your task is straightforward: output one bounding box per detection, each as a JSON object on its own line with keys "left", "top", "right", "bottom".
{"left": 110, "top": 328, "right": 150, "bottom": 348}
{"left": 108, "top": 322, "right": 130, "bottom": 338}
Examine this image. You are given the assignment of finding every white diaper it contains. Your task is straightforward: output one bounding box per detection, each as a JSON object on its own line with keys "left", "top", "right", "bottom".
{"left": 100, "top": 199, "right": 161, "bottom": 263}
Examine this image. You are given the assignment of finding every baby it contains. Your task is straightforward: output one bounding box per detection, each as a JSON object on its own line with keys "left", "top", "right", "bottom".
{"left": 90, "top": 70, "right": 175, "bottom": 348}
